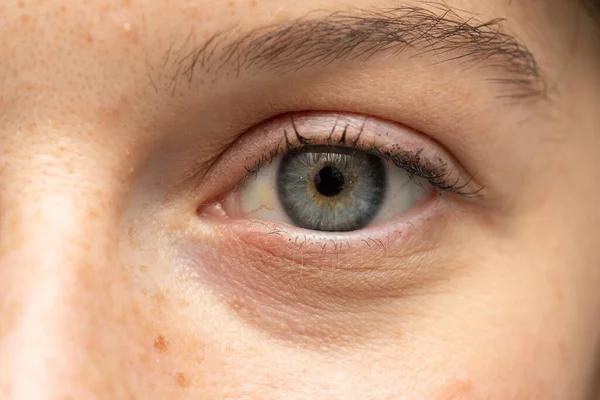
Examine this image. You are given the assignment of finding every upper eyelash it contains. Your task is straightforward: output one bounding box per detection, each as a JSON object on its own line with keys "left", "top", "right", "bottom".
{"left": 240, "top": 122, "right": 483, "bottom": 199}
{"left": 366, "top": 147, "right": 484, "bottom": 198}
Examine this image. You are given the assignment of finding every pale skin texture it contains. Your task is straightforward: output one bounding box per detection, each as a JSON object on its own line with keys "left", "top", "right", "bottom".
{"left": 0, "top": 0, "right": 599, "bottom": 399}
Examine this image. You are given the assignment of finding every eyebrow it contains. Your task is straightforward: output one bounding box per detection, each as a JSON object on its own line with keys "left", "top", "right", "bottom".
{"left": 163, "top": 4, "right": 547, "bottom": 99}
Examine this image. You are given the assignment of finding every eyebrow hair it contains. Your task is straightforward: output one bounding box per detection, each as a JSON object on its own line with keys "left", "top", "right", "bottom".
{"left": 163, "top": 4, "right": 546, "bottom": 99}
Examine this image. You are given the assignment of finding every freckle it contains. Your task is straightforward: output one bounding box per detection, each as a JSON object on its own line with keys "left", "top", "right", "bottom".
{"left": 17, "top": 0, "right": 24, "bottom": 8}
{"left": 228, "top": 1, "right": 235, "bottom": 7}
{"left": 251, "top": 0, "right": 257, "bottom": 6}
{"left": 175, "top": 372, "right": 189, "bottom": 388}
{"left": 142, "top": 289, "right": 148, "bottom": 295}
{"left": 140, "top": 265, "right": 147, "bottom": 272}
{"left": 153, "top": 335, "right": 169, "bottom": 353}
{"left": 229, "top": 300, "right": 242, "bottom": 311}
{"left": 123, "top": 0, "right": 132, "bottom": 8}
{"left": 20, "top": 14, "right": 30, "bottom": 24}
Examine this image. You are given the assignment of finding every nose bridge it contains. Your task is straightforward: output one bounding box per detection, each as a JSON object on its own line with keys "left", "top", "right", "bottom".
{"left": 0, "top": 157, "right": 129, "bottom": 398}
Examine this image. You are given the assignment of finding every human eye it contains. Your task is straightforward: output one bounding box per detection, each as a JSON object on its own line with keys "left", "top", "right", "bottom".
{"left": 199, "top": 112, "right": 481, "bottom": 235}
{"left": 188, "top": 112, "right": 485, "bottom": 341}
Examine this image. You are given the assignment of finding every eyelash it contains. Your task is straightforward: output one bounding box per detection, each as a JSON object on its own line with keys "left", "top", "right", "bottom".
{"left": 238, "top": 120, "right": 482, "bottom": 199}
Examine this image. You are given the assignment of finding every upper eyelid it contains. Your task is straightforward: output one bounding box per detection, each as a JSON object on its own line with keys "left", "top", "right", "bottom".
{"left": 158, "top": 5, "right": 548, "bottom": 100}
{"left": 194, "top": 112, "right": 481, "bottom": 205}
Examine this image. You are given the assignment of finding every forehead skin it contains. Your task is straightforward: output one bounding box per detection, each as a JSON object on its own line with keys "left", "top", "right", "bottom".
{"left": 0, "top": 0, "right": 598, "bottom": 399}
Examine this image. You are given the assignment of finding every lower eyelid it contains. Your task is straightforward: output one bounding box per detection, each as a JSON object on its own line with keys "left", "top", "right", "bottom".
{"left": 190, "top": 203, "right": 453, "bottom": 310}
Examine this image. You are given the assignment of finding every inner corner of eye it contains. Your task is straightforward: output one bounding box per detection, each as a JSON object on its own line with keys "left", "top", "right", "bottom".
{"left": 197, "top": 200, "right": 228, "bottom": 219}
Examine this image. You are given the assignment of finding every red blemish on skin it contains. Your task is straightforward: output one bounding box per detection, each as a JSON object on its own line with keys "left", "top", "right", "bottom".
{"left": 121, "top": 23, "right": 139, "bottom": 44}
{"left": 153, "top": 335, "right": 169, "bottom": 353}
{"left": 175, "top": 372, "right": 189, "bottom": 388}
{"left": 440, "top": 379, "right": 473, "bottom": 400}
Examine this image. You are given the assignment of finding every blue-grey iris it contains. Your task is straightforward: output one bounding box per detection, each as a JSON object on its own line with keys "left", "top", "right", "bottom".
{"left": 277, "top": 146, "right": 387, "bottom": 232}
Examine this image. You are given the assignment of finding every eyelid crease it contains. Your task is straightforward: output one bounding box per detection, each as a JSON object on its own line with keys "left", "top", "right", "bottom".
{"left": 160, "top": 3, "right": 547, "bottom": 100}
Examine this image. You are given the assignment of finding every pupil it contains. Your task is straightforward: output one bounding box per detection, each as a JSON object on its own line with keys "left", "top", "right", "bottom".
{"left": 314, "top": 166, "right": 345, "bottom": 197}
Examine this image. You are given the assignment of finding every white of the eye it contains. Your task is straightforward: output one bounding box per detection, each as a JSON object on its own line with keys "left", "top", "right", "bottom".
{"left": 238, "top": 159, "right": 291, "bottom": 222}
{"left": 238, "top": 156, "right": 429, "bottom": 227}
{"left": 371, "top": 161, "right": 429, "bottom": 224}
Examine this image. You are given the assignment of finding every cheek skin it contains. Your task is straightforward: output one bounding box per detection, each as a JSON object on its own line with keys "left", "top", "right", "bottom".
{"left": 0, "top": 141, "right": 210, "bottom": 397}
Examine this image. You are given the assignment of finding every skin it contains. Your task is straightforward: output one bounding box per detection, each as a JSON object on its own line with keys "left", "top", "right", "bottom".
{"left": 0, "top": 0, "right": 598, "bottom": 399}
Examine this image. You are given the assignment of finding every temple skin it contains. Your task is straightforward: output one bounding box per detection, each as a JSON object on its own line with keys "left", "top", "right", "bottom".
{"left": 0, "top": 0, "right": 599, "bottom": 399}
